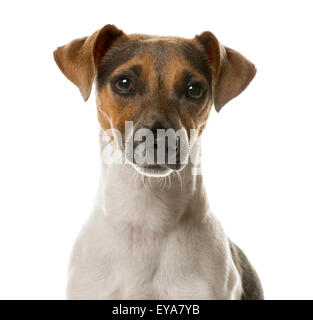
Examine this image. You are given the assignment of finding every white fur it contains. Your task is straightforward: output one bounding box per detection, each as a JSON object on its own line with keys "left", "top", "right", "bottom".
{"left": 66, "top": 131, "right": 242, "bottom": 299}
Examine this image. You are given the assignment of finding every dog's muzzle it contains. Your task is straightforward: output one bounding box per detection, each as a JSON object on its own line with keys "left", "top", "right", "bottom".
{"left": 125, "top": 121, "right": 189, "bottom": 174}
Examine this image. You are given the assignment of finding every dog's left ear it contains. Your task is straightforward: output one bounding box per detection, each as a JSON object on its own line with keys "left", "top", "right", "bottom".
{"left": 53, "top": 24, "right": 125, "bottom": 101}
{"left": 196, "top": 31, "right": 256, "bottom": 112}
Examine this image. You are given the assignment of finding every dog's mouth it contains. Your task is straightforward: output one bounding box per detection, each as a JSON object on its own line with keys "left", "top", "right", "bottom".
{"left": 125, "top": 152, "right": 188, "bottom": 177}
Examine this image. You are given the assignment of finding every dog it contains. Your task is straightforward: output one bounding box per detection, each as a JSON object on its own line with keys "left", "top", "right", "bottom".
{"left": 54, "top": 24, "right": 263, "bottom": 300}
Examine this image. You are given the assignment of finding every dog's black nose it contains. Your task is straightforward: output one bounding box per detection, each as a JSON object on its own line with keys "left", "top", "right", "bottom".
{"left": 149, "top": 120, "right": 170, "bottom": 136}
{"left": 150, "top": 122, "right": 179, "bottom": 148}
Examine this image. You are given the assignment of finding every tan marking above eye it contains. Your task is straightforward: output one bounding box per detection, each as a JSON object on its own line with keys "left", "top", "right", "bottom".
{"left": 96, "top": 48, "right": 212, "bottom": 140}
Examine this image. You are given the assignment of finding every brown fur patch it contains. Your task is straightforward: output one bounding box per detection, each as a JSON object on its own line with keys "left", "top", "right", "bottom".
{"left": 54, "top": 25, "right": 125, "bottom": 101}
{"left": 96, "top": 38, "right": 213, "bottom": 144}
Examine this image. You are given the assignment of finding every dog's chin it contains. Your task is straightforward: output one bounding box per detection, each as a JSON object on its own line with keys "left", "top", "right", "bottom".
{"left": 131, "top": 163, "right": 187, "bottom": 177}
{"left": 132, "top": 164, "right": 173, "bottom": 177}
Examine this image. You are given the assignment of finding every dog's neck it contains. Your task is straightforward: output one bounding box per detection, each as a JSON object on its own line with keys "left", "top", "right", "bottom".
{"left": 94, "top": 130, "right": 209, "bottom": 235}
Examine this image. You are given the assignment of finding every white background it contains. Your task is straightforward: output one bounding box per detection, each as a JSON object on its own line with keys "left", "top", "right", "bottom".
{"left": 0, "top": 0, "right": 312, "bottom": 299}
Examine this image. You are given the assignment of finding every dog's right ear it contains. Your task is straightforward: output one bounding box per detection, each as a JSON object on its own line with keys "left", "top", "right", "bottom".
{"left": 53, "top": 24, "right": 125, "bottom": 101}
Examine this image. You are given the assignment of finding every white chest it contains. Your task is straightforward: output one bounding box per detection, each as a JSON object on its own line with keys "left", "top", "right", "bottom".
{"left": 67, "top": 209, "right": 242, "bottom": 300}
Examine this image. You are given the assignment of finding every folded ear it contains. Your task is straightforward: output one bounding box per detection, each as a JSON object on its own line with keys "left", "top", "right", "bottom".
{"left": 53, "top": 24, "right": 125, "bottom": 101}
{"left": 196, "top": 31, "right": 256, "bottom": 112}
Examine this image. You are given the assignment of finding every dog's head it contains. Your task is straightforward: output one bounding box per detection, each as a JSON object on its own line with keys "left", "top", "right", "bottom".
{"left": 54, "top": 24, "right": 256, "bottom": 177}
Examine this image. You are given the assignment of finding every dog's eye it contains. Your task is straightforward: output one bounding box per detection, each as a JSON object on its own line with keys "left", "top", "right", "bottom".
{"left": 187, "top": 84, "right": 203, "bottom": 99}
{"left": 114, "top": 77, "right": 134, "bottom": 93}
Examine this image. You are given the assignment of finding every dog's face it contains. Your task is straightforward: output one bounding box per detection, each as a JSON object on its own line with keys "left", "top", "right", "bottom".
{"left": 54, "top": 25, "right": 256, "bottom": 177}
{"left": 96, "top": 34, "right": 214, "bottom": 176}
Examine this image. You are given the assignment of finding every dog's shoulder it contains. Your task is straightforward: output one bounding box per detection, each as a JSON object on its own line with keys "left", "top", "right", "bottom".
{"left": 229, "top": 239, "right": 264, "bottom": 300}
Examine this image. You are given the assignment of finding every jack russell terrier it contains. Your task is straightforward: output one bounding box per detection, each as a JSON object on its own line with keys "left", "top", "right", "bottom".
{"left": 54, "top": 24, "right": 263, "bottom": 300}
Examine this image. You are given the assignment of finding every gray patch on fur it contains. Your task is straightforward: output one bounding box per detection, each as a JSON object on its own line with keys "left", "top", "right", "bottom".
{"left": 229, "top": 240, "right": 264, "bottom": 300}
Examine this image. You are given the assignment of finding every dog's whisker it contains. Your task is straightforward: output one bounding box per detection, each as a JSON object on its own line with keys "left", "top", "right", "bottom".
{"left": 175, "top": 171, "right": 183, "bottom": 193}
{"left": 142, "top": 175, "right": 149, "bottom": 193}
{"left": 168, "top": 174, "right": 172, "bottom": 191}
